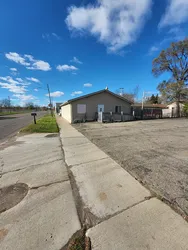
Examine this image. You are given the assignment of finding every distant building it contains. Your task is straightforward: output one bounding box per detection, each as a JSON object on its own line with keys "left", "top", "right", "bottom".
{"left": 132, "top": 103, "right": 167, "bottom": 119}
{"left": 60, "top": 89, "right": 132, "bottom": 123}
{"left": 163, "top": 101, "right": 187, "bottom": 118}
{"left": 55, "top": 103, "right": 63, "bottom": 114}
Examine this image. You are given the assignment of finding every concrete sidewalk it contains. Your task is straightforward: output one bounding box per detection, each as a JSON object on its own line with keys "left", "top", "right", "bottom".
{"left": 57, "top": 117, "right": 188, "bottom": 250}
{"left": 0, "top": 133, "right": 80, "bottom": 250}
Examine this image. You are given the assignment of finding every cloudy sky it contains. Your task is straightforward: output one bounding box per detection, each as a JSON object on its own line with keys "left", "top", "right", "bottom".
{"left": 0, "top": 0, "right": 188, "bottom": 106}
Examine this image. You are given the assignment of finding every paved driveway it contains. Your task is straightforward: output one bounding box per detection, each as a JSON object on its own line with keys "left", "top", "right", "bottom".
{"left": 74, "top": 119, "right": 188, "bottom": 216}
{"left": 0, "top": 111, "right": 47, "bottom": 143}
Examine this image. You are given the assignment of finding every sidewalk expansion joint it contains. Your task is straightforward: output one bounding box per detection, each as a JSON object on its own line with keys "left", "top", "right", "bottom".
{"left": 1, "top": 158, "right": 64, "bottom": 176}
{"left": 30, "top": 179, "right": 69, "bottom": 190}
{"left": 86, "top": 196, "right": 154, "bottom": 230}
{"left": 68, "top": 156, "right": 110, "bottom": 168}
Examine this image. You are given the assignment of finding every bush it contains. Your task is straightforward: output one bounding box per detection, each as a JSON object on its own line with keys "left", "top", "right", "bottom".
{"left": 183, "top": 103, "right": 188, "bottom": 117}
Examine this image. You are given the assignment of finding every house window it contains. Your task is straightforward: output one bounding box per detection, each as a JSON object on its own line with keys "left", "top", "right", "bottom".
{"left": 115, "top": 106, "right": 121, "bottom": 113}
{"left": 77, "top": 104, "right": 86, "bottom": 114}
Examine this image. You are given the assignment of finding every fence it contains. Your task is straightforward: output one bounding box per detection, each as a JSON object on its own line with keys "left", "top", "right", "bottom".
{"left": 133, "top": 108, "right": 163, "bottom": 120}
{"left": 98, "top": 112, "right": 133, "bottom": 123}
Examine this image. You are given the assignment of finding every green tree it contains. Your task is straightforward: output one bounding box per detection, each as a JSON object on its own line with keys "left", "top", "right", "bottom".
{"left": 25, "top": 102, "right": 35, "bottom": 109}
{"left": 152, "top": 38, "right": 188, "bottom": 117}
{"left": 183, "top": 103, "right": 188, "bottom": 117}
{"left": 145, "top": 94, "right": 160, "bottom": 104}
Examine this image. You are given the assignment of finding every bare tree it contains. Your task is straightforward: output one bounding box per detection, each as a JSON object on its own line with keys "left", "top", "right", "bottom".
{"left": 152, "top": 38, "right": 188, "bottom": 117}
{"left": 0, "top": 98, "right": 11, "bottom": 108}
{"left": 116, "top": 85, "right": 139, "bottom": 103}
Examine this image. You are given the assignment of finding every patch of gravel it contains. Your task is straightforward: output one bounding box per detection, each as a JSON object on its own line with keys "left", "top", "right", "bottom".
{"left": 74, "top": 119, "right": 188, "bottom": 216}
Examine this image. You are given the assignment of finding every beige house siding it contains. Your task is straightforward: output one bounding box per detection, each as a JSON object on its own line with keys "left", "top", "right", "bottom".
{"left": 71, "top": 91, "right": 131, "bottom": 122}
{"left": 163, "top": 102, "right": 185, "bottom": 117}
{"left": 61, "top": 103, "right": 72, "bottom": 123}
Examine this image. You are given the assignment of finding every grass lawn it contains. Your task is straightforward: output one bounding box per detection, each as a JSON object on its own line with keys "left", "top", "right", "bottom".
{"left": 20, "top": 115, "right": 59, "bottom": 133}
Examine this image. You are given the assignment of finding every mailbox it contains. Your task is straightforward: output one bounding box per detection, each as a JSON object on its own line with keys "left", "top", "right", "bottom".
{"left": 31, "top": 113, "right": 37, "bottom": 116}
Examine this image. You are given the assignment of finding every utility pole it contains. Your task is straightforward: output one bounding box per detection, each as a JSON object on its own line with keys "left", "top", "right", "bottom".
{"left": 142, "top": 91, "right": 145, "bottom": 110}
{"left": 47, "top": 84, "right": 53, "bottom": 117}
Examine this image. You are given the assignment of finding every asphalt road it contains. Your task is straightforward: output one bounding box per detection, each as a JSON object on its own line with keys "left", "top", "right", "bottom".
{"left": 0, "top": 111, "right": 47, "bottom": 143}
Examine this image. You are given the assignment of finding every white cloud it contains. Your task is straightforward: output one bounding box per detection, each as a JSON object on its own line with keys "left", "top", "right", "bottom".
{"left": 70, "top": 56, "right": 83, "bottom": 64}
{"left": 148, "top": 46, "right": 159, "bottom": 55}
{"left": 5, "top": 52, "right": 30, "bottom": 66}
{"left": 42, "top": 33, "right": 62, "bottom": 41}
{"left": 84, "top": 83, "right": 92, "bottom": 87}
{"left": 10, "top": 68, "right": 17, "bottom": 72}
{"left": 52, "top": 33, "right": 62, "bottom": 40}
{"left": 0, "top": 76, "right": 19, "bottom": 85}
{"left": 159, "top": 0, "right": 188, "bottom": 28}
{"left": 26, "top": 60, "right": 51, "bottom": 71}
{"left": 45, "top": 91, "right": 64, "bottom": 97}
{"left": 16, "top": 78, "right": 24, "bottom": 83}
{"left": 0, "top": 76, "right": 26, "bottom": 94}
{"left": 0, "top": 83, "right": 26, "bottom": 94}
{"left": 13, "top": 94, "right": 36, "bottom": 104}
{"left": 0, "top": 76, "right": 31, "bottom": 94}
{"left": 5, "top": 52, "right": 51, "bottom": 71}
{"left": 56, "top": 64, "right": 78, "bottom": 72}
{"left": 66, "top": 0, "right": 152, "bottom": 53}
{"left": 24, "top": 54, "right": 35, "bottom": 61}
{"left": 26, "top": 77, "right": 40, "bottom": 83}
{"left": 71, "top": 91, "right": 83, "bottom": 96}
{"left": 34, "top": 88, "right": 39, "bottom": 92}
{"left": 42, "top": 33, "right": 50, "bottom": 41}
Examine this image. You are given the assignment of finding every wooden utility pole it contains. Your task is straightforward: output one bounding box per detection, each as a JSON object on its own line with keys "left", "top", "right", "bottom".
{"left": 47, "top": 84, "right": 53, "bottom": 117}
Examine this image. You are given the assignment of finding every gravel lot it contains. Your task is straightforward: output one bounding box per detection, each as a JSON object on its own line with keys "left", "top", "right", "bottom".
{"left": 74, "top": 119, "right": 188, "bottom": 216}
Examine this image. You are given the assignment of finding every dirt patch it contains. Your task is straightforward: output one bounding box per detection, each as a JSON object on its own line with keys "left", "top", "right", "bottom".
{"left": 0, "top": 228, "right": 8, "bottom": 240}
{"left": 62, "top": 229, "right": 91, "bottom": 250}
{"left": 0, "top": 183, "right": 29, "bottom": 213}
{"left": 99, "top": 192, "right": 107, "bottom": 201}
{"left": 74, "top": 119, "right": 188, "bottom": 216}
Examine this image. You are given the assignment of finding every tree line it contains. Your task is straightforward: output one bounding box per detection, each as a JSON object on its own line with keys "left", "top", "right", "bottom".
{"left": 0, "top": 99, "right": 46, "bottom": 110}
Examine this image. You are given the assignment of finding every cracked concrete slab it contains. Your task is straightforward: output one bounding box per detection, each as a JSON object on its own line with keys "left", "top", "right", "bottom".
{"left": 0, "top": 182, "right": 81, "bottom": 250}
{"left": 61, "top": 136, "right": 90, "bottom": 147}
{"left": 0, "top": 159, "right": 68, "bottom": 189}
{"left": 0, "top": 133, "right": 81, "bottom": 250}
{"left": 71, "top": 157, "right": 150, "bottom": 219}
{"left": 87, "top": 198, "right": 188, "bottom": 250}
{"left": 0, "top": 140, "right": 63, "bottom": 174}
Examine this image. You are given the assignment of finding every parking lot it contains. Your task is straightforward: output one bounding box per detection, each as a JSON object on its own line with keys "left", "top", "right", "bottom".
{"left": 74, "top": 118, "right": 188, "bottom": 216}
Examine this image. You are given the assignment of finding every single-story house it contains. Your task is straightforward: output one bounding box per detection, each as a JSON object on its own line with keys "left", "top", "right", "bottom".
{"left": 132, "top": 103, "right": 167, "bottom": 119}
{"left": 163, "top": 101, "right": 187, "bottom": 118}
{"left": 60, "top": 89, "right": 132, "bottom": 123}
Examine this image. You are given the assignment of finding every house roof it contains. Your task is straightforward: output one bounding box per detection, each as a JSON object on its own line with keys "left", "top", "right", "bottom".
{"left": 60, "top": 89, "right": 132, "bottom": 107}
{"left": 132, "top": 103, "right": 167, "bottom": 109}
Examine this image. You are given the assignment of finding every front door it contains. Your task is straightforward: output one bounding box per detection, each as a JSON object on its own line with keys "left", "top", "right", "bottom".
{"left": 98, "top": 104, "right": 104, "bottom": 113}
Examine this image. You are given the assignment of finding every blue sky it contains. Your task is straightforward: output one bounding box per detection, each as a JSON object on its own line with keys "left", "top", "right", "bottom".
{"left": 0, "top": 0, "right": 188, "bottom": 106}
